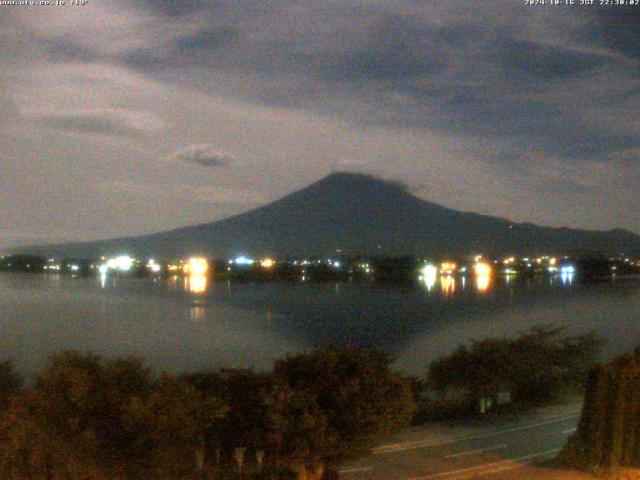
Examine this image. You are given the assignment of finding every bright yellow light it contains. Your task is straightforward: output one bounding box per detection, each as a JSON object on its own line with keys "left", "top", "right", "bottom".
{"left": 260, "top": 258, "right": 275, "bottom": 268}
{"left": 183, "top": 257, "right": 208, "bottom": 275}
{"left": 476, "top": 274, "right": 490, "bottom": 292}
{"left": 440, "top": 262, "right": 457, "bottom": 275}
{"left": 549, "top": 257, "right": 557, "bottom": 266}
{"left": 474, "top": 262, "right": 492, "bottom": 292}
{"left": 474, "top": 262, "right": 492, "bottom": 277}
{"left": 185, "top": 273, "right": 207, "bottom": 294}
{"left": 441, "top": 275, "right": 456, "bottom": 296}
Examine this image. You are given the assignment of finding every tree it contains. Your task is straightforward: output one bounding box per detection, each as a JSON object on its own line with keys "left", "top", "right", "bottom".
{"left": 185, "top": 369, "right": 272, "bottom": 457}
{"left": 0, "top": 351, "right": 228, "bottom": 480}
{"left": 273, "top": 346, "right": 415, "bottom": 467}
{"left": 128, "top": 375, "right": 228, "bottom": 479}
{"left": 427, "top": 326, "right": 604, "bottom": 408}
{"left": 264, "top": 380, "right": 331, "bottom": 472}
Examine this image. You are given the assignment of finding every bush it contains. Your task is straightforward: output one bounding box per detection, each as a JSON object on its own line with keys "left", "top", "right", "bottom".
{"left": 427, "top": 326, "right": 604, "bottom": 410}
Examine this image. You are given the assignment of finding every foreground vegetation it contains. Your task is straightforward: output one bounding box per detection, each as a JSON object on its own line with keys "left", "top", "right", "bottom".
{"left": 0, "top": 327, "right": 606, "bottom": 479}
{"left": 561, "top": 346, "right": 640, "bottom": 476}
{"left": 417, "top": 326, "right": 604, "bottom": 420}
{"left": 0, "top": 348, "right": 414, "bottom": 480}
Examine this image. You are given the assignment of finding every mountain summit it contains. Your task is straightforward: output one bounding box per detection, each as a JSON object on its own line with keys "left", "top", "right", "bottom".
{"left": 18, "top": 172, "right": 640, "bottom": 258}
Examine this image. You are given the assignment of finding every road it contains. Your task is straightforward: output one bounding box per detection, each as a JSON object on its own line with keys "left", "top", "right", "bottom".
{"left": 338, "top": 404, "right": 582, "bottom": 480}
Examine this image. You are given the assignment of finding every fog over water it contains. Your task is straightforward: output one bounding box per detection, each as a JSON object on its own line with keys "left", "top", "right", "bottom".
{"left": 1, "top": 272, "right": 639, "bottom": 377}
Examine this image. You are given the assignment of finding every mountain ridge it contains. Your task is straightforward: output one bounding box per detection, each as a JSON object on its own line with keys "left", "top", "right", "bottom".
{"left": 12, "top": 172, "right": 640, "bottom": 258}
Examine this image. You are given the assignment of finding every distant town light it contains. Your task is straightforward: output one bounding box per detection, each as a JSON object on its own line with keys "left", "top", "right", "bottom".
{"left": 106, "top": 255, "right": 134, "bottom": 272}
{"left": 234, "top": 256, "right": 254, "bottom": 266}
{"left": 440, "top": 262, "right": 457, "bottom": 276}
{"left": 474, "top": 262, "right": 492, "bottom": 277}
{"left": 474, "top": 262, "right": 492, "bottom": 292}
{"left": 260, "top": 258, "right": 275, "bottom": 269}
{"left": 147, "top": 258, "right": 161, "bottom": 273}
{"left": 184, "top": 257, "right": 208, "bottom": 275}
{"left": 421, "top": 264, "right": 438, "bottom": 291}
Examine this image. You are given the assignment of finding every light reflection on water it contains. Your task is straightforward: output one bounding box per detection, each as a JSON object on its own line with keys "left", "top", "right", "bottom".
{"left": 184, "top": 273, "right": 207, "bottom": 294}
{"left": 1, "top": 272, "right": 639, "bottom": 377}
{"left": 440, "top": 275, "right": 456, "bottom": 297}
{"left": 476, "top": 273, "right": 490, "bottom": 292}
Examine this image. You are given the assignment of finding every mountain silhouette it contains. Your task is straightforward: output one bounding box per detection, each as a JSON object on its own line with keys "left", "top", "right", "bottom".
{"left": 17, "top": 172, "right": 640, "bottom": 258}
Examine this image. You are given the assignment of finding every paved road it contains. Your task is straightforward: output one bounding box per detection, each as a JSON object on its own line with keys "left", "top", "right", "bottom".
{"left": 339, "top": 405, "right": 582, "bottom": 480}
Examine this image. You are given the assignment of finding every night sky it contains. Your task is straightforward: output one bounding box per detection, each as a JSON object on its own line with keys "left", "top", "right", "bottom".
{"left": 1, "top": 1, "right": 639, "bottom": 248}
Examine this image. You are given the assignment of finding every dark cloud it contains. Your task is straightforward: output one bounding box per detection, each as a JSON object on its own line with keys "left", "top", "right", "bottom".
{"left": 498, "top": 38, "right": 609, "bottom": 78}
{"left": 591, "top": 6, "right": 640, "bottom": 60}
{"left": 165, "top": 144, "right": 235, "bottom": 167}
{"left": 121, "top": 25, "right": 238, "bottom": 72}
{"left": 3, "top": 0, "right": 640, "bottom": 241}
{"left": 36, "top": 112, "right": 159, "bottom": 137}
{"left": 44, "top": 38, "right": 101, "bottom": 64}
{"left": 135, "top": 0, "right": 212, "bottom": 17}
{"left": 175, "top": 25, "right": 238, "bottom": 52}
{"left": 113, "top": 5, "right": 631, "bottom": 163}
{"left": 323, "top": 15, "right": 450, "bottom": 82}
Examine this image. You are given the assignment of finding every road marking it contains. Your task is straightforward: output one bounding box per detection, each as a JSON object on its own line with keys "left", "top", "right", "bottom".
{"left": 373, "top": 413, "right": 579, "bottom": 454}
{"left": 562, "top": 428, "right": 576, "bottom": 434}
{"left": 406, "top": 448, "right": 561, "bottom": 480}
{"left": 464, "top": 448, "right": 561, "bottom": 479}
{"left": 339, "top": 466, "right": 373, "bottom": 474}
{"left": 444, "top": 444, "right": 507, "bottom": 458}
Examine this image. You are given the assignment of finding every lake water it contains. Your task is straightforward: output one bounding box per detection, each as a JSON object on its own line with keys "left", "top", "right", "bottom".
{"left": 1, "top": 272, "right": 639, "bottom": 377}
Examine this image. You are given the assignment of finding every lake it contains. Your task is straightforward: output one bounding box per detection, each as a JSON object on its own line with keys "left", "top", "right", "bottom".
{"left": 1, "top": 272, "right": 639, "bottom": 377}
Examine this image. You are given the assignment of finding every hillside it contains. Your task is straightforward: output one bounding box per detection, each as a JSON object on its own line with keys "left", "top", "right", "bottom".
{"left": 16, "top": 173, "right": 640, "bottom": 259}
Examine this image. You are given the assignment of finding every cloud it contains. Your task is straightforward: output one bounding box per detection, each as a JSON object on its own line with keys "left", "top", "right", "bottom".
{"left": 590, "top": 6, "right": 640, "bottom": 60}
{"left": 165, "top": 144, "right": 235, "bottom": 167}
{"left": 98, "top": 181, "right": 263, "bottom": 205}
{"left": 0, "top": 96, "right": 19, "bottom": 121}
{"left": 33, "top": 109, "right": 164, "bottom": 137}
{"left": 498, "top": 38, "right": 610, "bottom": 78}
{"left": 2, "top": 0, "right": 640, "bottom": 239}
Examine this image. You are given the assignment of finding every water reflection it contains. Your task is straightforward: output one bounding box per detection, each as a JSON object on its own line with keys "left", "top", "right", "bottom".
{"left": 420, "top": 265, "right": 438, "bottom": 292}
{"left": 190, "top": 305, "right": 207, "bottom": 322}
{"left": 476, "top": 273, "right": 491, "bottom": 292}
{"left": 184, "top": 273, "right": 208, "bottom": 294}
{"left": 2, "top": 271, "right": 639, "bottom": 378}
{"left": 441, "top": 275, "right": 456, "bottom": 296}
{"left": 474, "top": 262, "right": 492, "bottom": 293}
{"left": 561, "top": 271, "right": 574, "bottom": 286}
